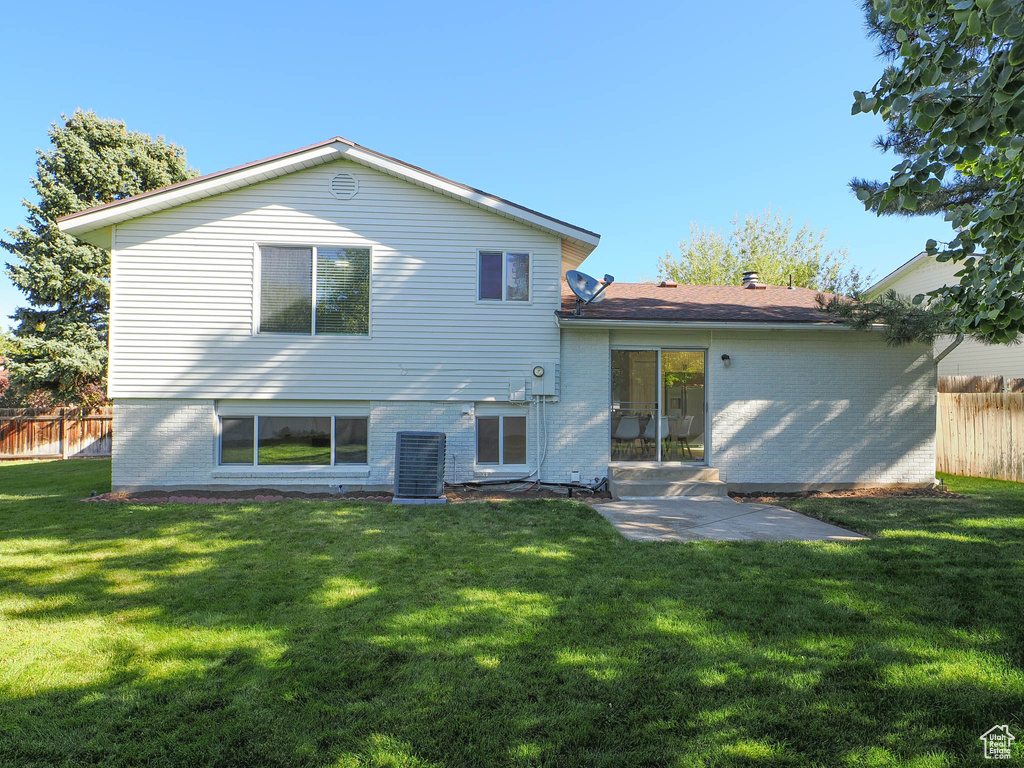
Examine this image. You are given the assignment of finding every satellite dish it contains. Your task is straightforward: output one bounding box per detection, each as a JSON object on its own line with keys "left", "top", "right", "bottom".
{"left": 566, "top": 270, "right": 615, "bottom": 316}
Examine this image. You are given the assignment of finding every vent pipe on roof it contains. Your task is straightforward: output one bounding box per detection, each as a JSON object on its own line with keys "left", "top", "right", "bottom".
{"left": 659, "top": 280, "right": 678, "bottom": 288}
{"left": 742, "top": 271, "right": 766, "bottom": 289}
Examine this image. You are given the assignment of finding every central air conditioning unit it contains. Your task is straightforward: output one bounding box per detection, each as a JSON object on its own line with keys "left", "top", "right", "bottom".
{"left": 393, "top": 431, "right": 447, "bottom": 504}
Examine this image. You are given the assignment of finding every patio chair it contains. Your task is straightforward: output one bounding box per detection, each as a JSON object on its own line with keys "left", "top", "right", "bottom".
{"left": 676, "top": 414, "right": 696, "bottom": 460}
{"left": 640, "top": 415, "right": 656, "bottom": 454}
{"left": 613, "top": 416, "right": 641, "bottom": 459}
{"left": 664, "top": 414, "right": 681, "bottom": 460}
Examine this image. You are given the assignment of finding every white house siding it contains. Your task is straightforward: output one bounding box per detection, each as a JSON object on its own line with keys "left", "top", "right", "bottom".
{"left": 545, "top": 327, "right": 611, "bottom": 484}
{"left": 708, "top": 331, "right": 935, "bottom": 489}
{"left": 875, "top": 256, "right": 1024, "bottom": 377}
{"left": 110, "top": 326, "right": 612, "bottom": 492}
{"left": 110, "top": 158, "right": 564, "bottom": 402}
{"left": 112, "top": 400, "right": 216, "bottom": 490}
{"left": 112, "top": 398, "right": 594, "bottom": 492}
{"left": 604, "top": 327, "right": 935, "bottom": 489}
{"left": 111, "top": 327, "right": 933, "bottom": 492}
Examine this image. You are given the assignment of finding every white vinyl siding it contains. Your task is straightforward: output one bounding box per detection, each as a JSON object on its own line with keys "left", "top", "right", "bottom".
{"left": 110, "top": 159, "right": 563, "bottom": 400}
{"left": 877, "top": 255, "right": 1024, "bottom": 377}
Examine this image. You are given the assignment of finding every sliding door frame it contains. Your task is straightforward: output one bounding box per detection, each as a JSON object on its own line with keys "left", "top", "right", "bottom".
{"left": 610, "top": 346, "right": 709, "bottom": 465}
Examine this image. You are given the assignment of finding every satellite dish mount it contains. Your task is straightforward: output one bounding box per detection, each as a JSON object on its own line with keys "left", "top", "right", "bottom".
{"left": 566, "top": 270, "right": 615, "bottom": 316}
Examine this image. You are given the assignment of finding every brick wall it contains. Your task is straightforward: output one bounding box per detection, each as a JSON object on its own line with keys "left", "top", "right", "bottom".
{"left": 708, "top": 331, "right": 936, "bottom": 487}
{"left": 541, "top": 327, "right": 610, "bottom": 484}
{"left": 112, "top": 399, "right": 215, "bottom": 490}
{"left": 371, "top": 401, "right": 480, "bottom": 485}
{"left": 111, "top": 330, "right": 935, "bottom": 492}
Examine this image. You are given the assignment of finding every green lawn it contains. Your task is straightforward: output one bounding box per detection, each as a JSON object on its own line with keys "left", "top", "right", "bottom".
{"left": 0, "top": 460, "right": 1021, "bottom": 767}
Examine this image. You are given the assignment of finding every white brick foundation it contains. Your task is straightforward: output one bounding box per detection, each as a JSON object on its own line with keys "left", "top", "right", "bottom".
{"left": 707, "top": 331, "right": 936, "bottom": 489}
{"left": 112, "top": 399, "right": 216, "bottom": 490}
{"left": 542, "top": 327, "right": 611, "bottom": 484}
{"left": 111, "top": 330, "right": 935, "bottom": 493}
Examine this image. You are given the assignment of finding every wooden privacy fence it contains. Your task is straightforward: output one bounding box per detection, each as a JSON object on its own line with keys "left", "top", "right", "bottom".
{"left": 937, "top": 393, "right": 1024, "bottom": 481}
{"left": 938, "top": 375, "right": 1024, "bottom": 393}
{"left": 0, "top": 407, "right": 112, "bottom": 460}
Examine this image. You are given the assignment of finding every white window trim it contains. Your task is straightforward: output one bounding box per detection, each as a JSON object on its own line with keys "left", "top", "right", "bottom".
{"left": 609, "top": 346, "right": 711, "bottom": 467}
{"left": 253, "top": 243, "right": 373, "bottom": 337}
{"left": 217, "top": 413, "right": 370, "bottom": 469}
{"left": 217, "top": 401, "right": 371, "bottom": 417}
{"left": 475, "top": 249, "right": 533, "bottom": 304}
{"left": 475, "top": 412, "right": 529, "bottom": 468}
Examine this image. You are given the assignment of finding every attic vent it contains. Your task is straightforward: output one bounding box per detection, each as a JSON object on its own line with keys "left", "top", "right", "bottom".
{"left": 394, "top": 431, "right": 447, "bottom": 502}
{"left": 329, "top": 172, "right": 359, "bottom": 200}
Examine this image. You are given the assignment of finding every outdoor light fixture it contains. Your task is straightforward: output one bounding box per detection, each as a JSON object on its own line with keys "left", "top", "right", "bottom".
{"left": 721, "top": 354, "right": 731, "bottom": 366}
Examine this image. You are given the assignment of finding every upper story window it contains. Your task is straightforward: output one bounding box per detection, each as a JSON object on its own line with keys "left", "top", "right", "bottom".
{"left": 478, "top": 250, "right": 530, "bottom": 302}
{"left": 259, "top": 246, "right": 370, "bottom": 335}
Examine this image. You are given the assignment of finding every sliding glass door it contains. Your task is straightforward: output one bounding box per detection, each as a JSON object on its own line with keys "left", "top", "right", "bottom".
{"left": 611, "top": 350, "right": 658, "bottom": 461}
{"left": 610, "top": 349, "right": 706, "bottom": 463}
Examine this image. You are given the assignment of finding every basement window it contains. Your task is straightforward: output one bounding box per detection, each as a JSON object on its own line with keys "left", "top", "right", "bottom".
{"left": 478, "top": 250, "right": 530, "bottom": 301}
{"left": 259, "top": 246, "right": 370, "bottom": 335}
{"left": 476, "top": 415, "right": 527, "bottom": 466}
{"left": 218, "top": 415, "right": 369, "bottom": 466}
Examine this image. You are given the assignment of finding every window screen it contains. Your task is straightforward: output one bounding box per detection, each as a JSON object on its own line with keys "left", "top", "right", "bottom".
{"left": 260, "top": 247, "right": 312, "bottom": 333}
{"left": 479, "top": 251, "right": 503, "bottom": 300}
{"left": 477, "top": 416, "right": 500, "bottom": 464}
{"left": 476, "top": 415, "right": 527, "bottom": 465}
{"left": 220, "top": 417, "right": 254, "bottom": 465}
{"left": 335, "top": 417, "right": 368, "bottom": 464}
{"left": 503, "top": 416, "right": 527, "bottom": 464}
{"left": 316, "top": 248, "right": 370, "bottom": 335}
{"left": 506, "top": 254, "right": 530, "bottom": 301}
{"left": 257, "top": 416, "right": 331, "bottom": 465}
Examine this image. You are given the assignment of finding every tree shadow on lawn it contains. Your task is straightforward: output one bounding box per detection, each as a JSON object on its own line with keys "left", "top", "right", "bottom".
{"left": 0, "top": 480, "right": 1022, "bottom": 766}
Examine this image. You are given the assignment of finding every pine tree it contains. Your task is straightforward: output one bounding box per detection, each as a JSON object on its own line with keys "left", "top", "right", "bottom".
{"left": 2, "top": 111, "right": 196, "bottom": 401}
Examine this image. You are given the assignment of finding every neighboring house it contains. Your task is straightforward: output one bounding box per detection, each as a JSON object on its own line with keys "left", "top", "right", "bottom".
{"left": 57, "top": 137, "right": 937, "bottom": 495}
{"left": 868, "top": 251, "right": 1024, "bottom": 377}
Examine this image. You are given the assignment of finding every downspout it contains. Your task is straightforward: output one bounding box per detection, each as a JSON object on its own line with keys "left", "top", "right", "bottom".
{"left": 934, "top": 334, "right": 964, "bottom": 366}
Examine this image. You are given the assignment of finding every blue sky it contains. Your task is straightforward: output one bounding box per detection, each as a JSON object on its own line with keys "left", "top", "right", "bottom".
{"left": 0, "top": 0, "right": 941, "bottom": 329}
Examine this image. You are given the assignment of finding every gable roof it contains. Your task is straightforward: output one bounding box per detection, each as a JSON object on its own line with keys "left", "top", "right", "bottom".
{"left": 56, "top": 137, "right": 601, "bottom": 251}
{"left": 556, "top": 283, "right": 843, "bottom": 326}
{"left": 867, "top": 251, "right": 929, "bottom": 297}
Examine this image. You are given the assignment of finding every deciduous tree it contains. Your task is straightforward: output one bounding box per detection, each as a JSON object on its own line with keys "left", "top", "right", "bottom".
{"left": 658, "top": 209, "right": 869, "bottom": 295}
{"left": 851, "top": 0, "right": 1024, "bottom": 343}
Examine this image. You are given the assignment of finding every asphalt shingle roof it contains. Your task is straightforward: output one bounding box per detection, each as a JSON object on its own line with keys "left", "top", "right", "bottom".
{"left": 557, "top": 283, "right": 839, "bottom": 324}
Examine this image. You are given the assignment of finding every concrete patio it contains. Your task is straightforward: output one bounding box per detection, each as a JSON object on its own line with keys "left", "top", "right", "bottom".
{"left": 596, "top": 497, "right": 869, "bottom": 542}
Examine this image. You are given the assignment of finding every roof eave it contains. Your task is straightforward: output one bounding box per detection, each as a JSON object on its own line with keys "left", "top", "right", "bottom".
{"left": 555, "top": 316, "right": 880, "bottom": 331}
{"left": 866, "top": 251, "right": 929, "bottom": 297}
